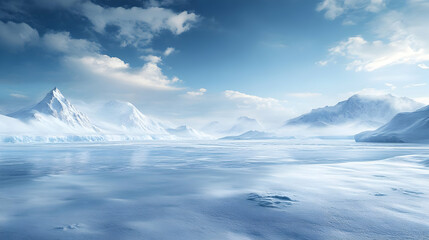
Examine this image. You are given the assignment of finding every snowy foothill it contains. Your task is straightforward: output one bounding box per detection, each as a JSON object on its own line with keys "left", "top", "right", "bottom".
{"left": 355, "top": 105, "right": 429, "bottom": 143}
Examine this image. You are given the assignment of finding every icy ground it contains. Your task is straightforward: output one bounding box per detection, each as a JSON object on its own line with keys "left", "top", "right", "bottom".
{"left": 1, "top": 140, "right": 429, "bottom": 239}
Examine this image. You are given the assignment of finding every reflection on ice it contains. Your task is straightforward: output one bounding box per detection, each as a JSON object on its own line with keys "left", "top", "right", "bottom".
{"left": 0, "top": 140, "right": 429, "bottom": 239}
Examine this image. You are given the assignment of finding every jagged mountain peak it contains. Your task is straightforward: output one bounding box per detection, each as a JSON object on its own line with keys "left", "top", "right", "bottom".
{"left": 99, "top": 100, "right": 167, "bottom": 134}
{"left": 8, "top": 88, "right": 96, "bottom": 130}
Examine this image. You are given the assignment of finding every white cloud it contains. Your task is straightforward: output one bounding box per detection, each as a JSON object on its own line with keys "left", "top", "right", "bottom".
{"left": 405, "top": 83, "right": 426, "bottom": 88}
{"left": 328, "top": 1, "right": 429, "bottom": 71}
{"left": 0, "top": 21, "right": 39, "bottom": 48}
{"left": 141, "top": 55, "right": 162, "bottom": 63}
{"left": 366, "top": 0, "right": 385, "bottom": 12}
{"left": 317, "top": 0, "right": 385, "bottom": 20}
{"left": 287, "top": 92, "right": 322, "bottom": 98}
{"left": 80, "top": 2, "right": 198, "bottom": 47}
{"left": 316, "top": 60, "right": 328, "bottom": 66}
{"left": 42, "top": 31, "right": 99, "bottom": 54}
{"left": 414, "top": 97, "right": 429, "bottom": 105}
{"left": 9, "top": 93, "right": 27, "bottom": 98}
{"left": 164, "top": 47, "right": 175, "bottom": 56}
{"left": 348, "top": 88, "right": 389, "bottom": 96}
{"left": 317, "top": 0, "right": 344, "bottom": 20}
{"left": 224, "top": 90, "right": 283, "bottom": 109}
{"left": 418, "top": 63, "right": 429, "bottom": 69}
{"left": 385, "top": 83, "right": 396, "bottom": 90}
{"left": 36, "top": 30, "right": 177, "bottom": 90}
{"left": 330, "top": 35, "right": 429, "bottom": 71}
{"left": 68, "top": 54, "right": 178, "bottom": 90}
{"left": 186, "top": 88, "right": 206, "bottom": 96}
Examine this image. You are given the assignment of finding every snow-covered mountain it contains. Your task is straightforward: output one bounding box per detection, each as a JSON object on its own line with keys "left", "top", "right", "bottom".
{"left": 8, "top": 88, "right": 98, "bottom": 131}
{"left": 227, "top": 116, "right": 264, "bottom": 135}
{"left": 285, "top": 94, "right": 423, "bottom": 128}
{"left": 202, "top": 121, "right": 224, "bottom": 134}
{"left": 201, "top": 116, "right": 264, "bottom": 137}
{"left": 0, "top": 88, "right": 215, "bottom": 142}
{"left": 355, "top": 105, "right": 429, "bottom": 143}
{"left": 97, "top": 100, "right": 168, "bottom": 135}
{"left": 167, "top": 125, "right": 212, "bottom": 139}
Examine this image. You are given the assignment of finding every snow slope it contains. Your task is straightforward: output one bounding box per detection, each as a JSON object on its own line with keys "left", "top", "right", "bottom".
{"left": 8, "top": 88, "right": 98, "bottom": 131}
{"left": 227, "top": 116, "right": 264, "bottom": 135}
{"left": 97, "top": 100, "right": 169, "bottom": 136}
{"left": 285, "top": 94, "right": 422, "bottom": 128}
{"left": 355, "top": 105, "right": 429, "bottom": 143}
{"left": 167, "top": 125, "right": 213, "bottom": 139}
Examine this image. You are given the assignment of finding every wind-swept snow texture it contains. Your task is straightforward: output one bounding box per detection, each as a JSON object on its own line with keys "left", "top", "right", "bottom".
{"left": 1, "top": 140, "right": 429, "bottom": 239}
{"left": 285, "top": 94, "right": 422, "bottom": 128}
{"left": 355, "top": 105, "right": 429, "bottom": 143}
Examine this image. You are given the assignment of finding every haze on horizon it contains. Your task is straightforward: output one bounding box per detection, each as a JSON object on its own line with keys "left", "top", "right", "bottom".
{"left": 1, "top": 0, "right": 429, "bottom": 128}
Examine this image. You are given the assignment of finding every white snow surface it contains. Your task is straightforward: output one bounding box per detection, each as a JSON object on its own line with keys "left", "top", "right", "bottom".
{"left": 285, "top": 94, "right": 423, "bottom": 128}
{"left": 355, "top": 105, "right": 429, "bottom": 143}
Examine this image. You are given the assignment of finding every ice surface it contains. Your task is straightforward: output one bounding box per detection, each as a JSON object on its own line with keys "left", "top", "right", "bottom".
{"left": 1, "top": 140, "right": 429, "bottom": 239}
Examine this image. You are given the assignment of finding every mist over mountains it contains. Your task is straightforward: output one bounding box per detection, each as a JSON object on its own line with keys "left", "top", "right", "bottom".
{"left": 285, "top": 94, "right": 422, "bottom": 128}
{"left": 0, "top": 88, "right": 427, "bottom": 143}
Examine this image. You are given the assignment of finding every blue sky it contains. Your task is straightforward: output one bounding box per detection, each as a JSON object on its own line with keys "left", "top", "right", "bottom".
{"left": 1, "top": 0, "right": 429, "bottom": 126}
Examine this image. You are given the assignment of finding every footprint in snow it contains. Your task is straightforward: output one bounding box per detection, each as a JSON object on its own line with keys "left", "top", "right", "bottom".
{"left": 54, "top": 223, "right": 82, "bottom": 231}
{"left": 247, "top": 193, "right": 296, "bottom": 209}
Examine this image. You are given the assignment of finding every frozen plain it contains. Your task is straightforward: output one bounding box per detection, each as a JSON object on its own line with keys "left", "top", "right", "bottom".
{"left": 0, "top": 140, "right": 429, "bottom": 240}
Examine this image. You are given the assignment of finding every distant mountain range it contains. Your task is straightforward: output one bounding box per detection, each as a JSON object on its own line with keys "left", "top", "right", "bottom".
{"left": 285, "top": 94, "right": 423, "bottom": 128}
{"left": 1, "top": 88, "right": 428, "bottom": 143}
{"left": 203, "top": 116, "right": 264, "bottom": 136}
{"left": 1, "top": 88, "right": 209, "bottom": 142}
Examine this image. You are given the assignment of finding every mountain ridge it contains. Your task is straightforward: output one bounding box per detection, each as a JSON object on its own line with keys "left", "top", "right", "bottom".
{"left": 285, "top": 94, "right": 423, "bottom": 128}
